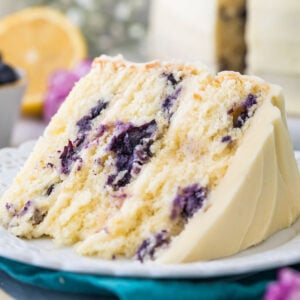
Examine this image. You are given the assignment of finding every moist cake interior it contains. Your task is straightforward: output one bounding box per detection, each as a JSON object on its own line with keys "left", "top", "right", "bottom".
{"left": 0, "top": 56, "right": 298, "bottom": 263}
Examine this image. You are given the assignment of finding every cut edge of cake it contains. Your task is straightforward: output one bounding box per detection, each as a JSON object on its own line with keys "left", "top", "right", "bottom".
{"left": 0, "top": 56, "right": 299, "bottom": 264}
{"left": 158, "top": 82, "right": 300, "bottom": 263}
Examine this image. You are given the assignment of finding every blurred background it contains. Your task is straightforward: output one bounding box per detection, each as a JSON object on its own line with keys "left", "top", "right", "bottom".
{"left": 0, "top": 0, "right": 299, "bottom": 149}
{"left": 0, "top": 0, "right": 150, "bottom": 60}
{"left": 0, "top": 1, "right": 299, "bottom": 298}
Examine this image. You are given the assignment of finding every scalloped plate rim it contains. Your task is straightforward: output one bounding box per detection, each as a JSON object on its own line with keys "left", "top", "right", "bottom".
{"left": 0, "top": 141, "right": 299, "bottom": 279}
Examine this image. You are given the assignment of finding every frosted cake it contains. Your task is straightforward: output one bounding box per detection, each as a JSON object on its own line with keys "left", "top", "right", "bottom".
{"left": 148, "top": 0, "right": 246, "bottom": 72}
{"left": 0, "top": 56, "right": 299, "bottom": 263}
{"left": 247, "top": 0, "right": 300, "bottom": 115}
{"left": 148, "top": 0, "right": 300, "bottom": 115}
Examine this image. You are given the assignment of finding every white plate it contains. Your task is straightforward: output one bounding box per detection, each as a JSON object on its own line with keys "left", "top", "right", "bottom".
{"left": 0, "top": 141, "right": 299, "bottom": 279}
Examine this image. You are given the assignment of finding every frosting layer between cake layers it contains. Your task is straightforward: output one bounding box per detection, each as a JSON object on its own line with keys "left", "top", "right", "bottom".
{"left": 0, "top": 56, "right": 299, "bottom": 263}
{"left": 159, "top": 84, "right": 300, "bottom": 262}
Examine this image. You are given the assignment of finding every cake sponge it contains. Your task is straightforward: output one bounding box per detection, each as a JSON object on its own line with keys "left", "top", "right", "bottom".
{"left": 0, "top": 56, "right": 299, "bottom": 263}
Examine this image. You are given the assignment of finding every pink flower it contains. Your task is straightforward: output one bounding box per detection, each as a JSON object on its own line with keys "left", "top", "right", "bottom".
{"left": 43, "top": 59, "right": 92, "bottom": 123}
{"left": 265, "top": 268, "right": 300, "bottom": 300}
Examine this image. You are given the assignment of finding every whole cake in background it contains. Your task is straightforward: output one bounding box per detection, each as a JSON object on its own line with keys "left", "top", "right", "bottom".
{"left": 148, "top": 0, "right": 246, "bottom": 73}
{"left": 148, "top": 0, "right": 300, "bottom": 115}
{"left": 247, "top": 0, "right": 300, "bottom": 115}
{"left": 0, "top": 55, "right": 299, "bottom": 263}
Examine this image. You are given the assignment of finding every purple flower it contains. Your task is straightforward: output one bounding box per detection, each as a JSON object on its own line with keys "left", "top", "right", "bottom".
{"left": 43, "top": 60, "right": 92, "bottom": 123}
{"left": 265, "top": 268, "right": 300, "bottom": 300}
{"left": 73, "top": 59, "right": 92, "bottom": 78}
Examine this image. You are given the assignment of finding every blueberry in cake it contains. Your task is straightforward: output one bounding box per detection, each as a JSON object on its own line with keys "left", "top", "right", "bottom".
{"left": 0, "top": 55, "right": 299, "bottom": 263}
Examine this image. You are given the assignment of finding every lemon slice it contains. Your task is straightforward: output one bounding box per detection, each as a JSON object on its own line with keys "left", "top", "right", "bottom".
{"left": 0, "top": 7, "right": 87, "bottom": 116}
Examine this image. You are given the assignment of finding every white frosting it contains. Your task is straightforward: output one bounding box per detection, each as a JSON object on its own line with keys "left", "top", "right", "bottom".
{"left": 1, "top": 55, "right": 299, "bottom": 263}
{"left": 247, "top": 0, "right": 300, "bottom": 74}
{"left": 147, "top": 0, "right": 217, "bottom": 70}
{"left": 149, "top": 0, "right": 300, "bottom": 75}
{"left": 246, "top": 0, "right": 300, "bottom": 115}
{"left": 148, "top": 0, "right": 300, "bottom": 115}
{"left": 159, "top": 85, "right": 300, "bottom": 262}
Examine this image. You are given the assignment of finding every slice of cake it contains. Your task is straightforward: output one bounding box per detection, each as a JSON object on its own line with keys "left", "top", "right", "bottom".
{"left": 0, "top": 56, "right": 299, "bottom": 263}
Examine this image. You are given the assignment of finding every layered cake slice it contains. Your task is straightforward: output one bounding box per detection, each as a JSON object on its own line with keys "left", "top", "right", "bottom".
{"left": 0, "top": 56, "right": 299, "bottom": 263}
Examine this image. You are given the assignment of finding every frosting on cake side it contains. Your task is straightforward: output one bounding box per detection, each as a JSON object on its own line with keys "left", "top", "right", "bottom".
{"left": 0, "top": 56, "right": 299, "bottom": 263}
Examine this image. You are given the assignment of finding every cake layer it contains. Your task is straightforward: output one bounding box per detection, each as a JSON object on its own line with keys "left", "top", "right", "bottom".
{"left": 0, "top": 56, "right": 299, "bottom": 263}
{"left": 76, "top": 71, "right": 300, "bottom": 261}
{"left": 0, "top": 56, "right": 209, "bottom": 246}
{"left": 158, "top": 85, "right": 300, "bottom": 262}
